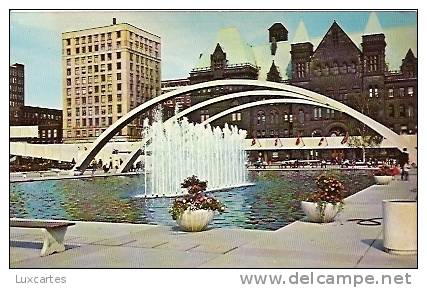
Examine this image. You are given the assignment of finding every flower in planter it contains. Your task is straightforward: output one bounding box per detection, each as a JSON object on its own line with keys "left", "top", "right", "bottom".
{"left": 302, "top": 175, "right": 346, "bottom": 221}
{"left": 169, "top": 175, "right": 225, "bottom": 220}
{"left": 373, "top": 165, "right": 394, "bottom": 176}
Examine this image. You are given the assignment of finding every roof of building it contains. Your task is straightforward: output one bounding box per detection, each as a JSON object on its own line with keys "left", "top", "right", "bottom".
{"left": 291, "top": 20, "right": 310, "bottom": 44}
{"left": 191, "top": 13, "right": 416, "bottom": 80}
{"left": 194, "top": 27, "right": 257, "bottom": 69}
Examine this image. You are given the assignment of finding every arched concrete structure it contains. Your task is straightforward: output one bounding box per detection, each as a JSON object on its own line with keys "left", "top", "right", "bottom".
{"left": 118, "top": 90, "right": 320, "bottom": 173}
{"left": 75, "top": 79, "right": 410, "bottom": 173}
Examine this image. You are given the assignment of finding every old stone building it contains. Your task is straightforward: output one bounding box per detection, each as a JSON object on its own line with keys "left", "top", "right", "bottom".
{"left": 161, "top": 14, "right": 417, "bottom": 160}
{"left": 166, "top": 14, "right": 416, "bottom": 136}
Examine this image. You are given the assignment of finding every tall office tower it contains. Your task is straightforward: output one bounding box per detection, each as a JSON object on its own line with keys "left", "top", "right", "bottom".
{"left": 62, "top": 19, "right": 161, "bottom": 143}
{"left": 10, "top": 63, "right": 25, "bottom": 125}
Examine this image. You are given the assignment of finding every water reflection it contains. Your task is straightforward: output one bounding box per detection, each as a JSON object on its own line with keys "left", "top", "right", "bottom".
{"left": 10, "top": 170, "right": 374, "bottom": 230}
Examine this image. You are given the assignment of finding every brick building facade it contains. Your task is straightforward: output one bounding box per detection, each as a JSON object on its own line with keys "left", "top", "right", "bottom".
{"left": 164, "top": 20, "right": 417, "bottom": 144}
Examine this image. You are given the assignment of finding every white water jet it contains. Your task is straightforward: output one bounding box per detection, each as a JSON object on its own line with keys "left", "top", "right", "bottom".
{"left": 141, "top": 109, "right": 249, "bottom": 197}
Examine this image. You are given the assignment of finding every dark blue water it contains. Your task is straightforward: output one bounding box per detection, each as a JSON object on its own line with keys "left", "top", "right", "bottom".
{"left": 10, "top": 170, "right": 375, "bottom": 230}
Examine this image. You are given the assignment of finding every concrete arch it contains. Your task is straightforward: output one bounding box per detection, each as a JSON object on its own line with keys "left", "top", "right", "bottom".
{"left": 117, "top": 91, "right": 321, "bottom": 173}
{"left": 75, "top": 79, "right": 409, "bottom": 173}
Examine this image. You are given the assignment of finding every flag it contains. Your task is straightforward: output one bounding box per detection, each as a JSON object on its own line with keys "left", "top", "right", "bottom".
{"left": 296, "top": 133, "right": 304, "bottom": 146}
{"left": 251, "top": 138, "right": 256, "bottom": 146}
{"left": 295, "top": 135, "right": 301, "bottom": 146}
{"left": 341, "top": 131, "right": 349, "bottom": 144}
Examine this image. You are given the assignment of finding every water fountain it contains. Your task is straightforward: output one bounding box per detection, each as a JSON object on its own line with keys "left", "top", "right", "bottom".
{"left": 139, "top": 107, "right": 249, "bottom": 198}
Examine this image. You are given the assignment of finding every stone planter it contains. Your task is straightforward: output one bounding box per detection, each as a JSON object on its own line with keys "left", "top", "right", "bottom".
{"left": 176, "top": 209, "right": 215, "bottom": 232}
{"left": 382, "top": 199, "right": 417, "bottom": 255}
{"left": 374, "top": 175, "right": 393, "bottom": 185}
{"left": 301, "top": 201, "right": 342, "bottom": 223}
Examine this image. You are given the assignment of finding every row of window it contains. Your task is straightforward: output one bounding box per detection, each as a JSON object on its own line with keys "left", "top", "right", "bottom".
{"left": 66, "top": 94, "right": 121, "bottom": 106}
{"left": 67, "top": 64, "right": 158, "bottom": 81}
{"left": 387, "top": 87, "right": 415, "bottom": 98}
{"left": 310, "top": 62, "right": 358, "bottom": 77}
{"left": 24, "top": 112, "right": 61, "bottom": 120}
{"left": 10, "top": 93, "right": 24, "bottom": 100}
{"left": 67, "top": 117, "right": 114, "bottom": 128}
{"left": 67, "top": 67, "right": 157, "bottom": 84}
{"left": 364, "top": 55, "right": 380, "bottom": 73}
{"left": 10, "top": 77, "right": 24, "bottom": 85}
{"left": 387, "top": 104, "right": 415, "bottom": 118}
{"left": 67, "top": 129, "right": 104, "bottom": 138}
{"left": 369, "top": 86, "right": 415, "bottom": 98}
{"left": 66, "top": 53, "right": 159, "bottom": 69}
{"left": 10, "top": 69, "right": 24, "bottom": 77}
{"left": 65, "top": 30, "right": 159, "bottom": 50}
{"left": 255, "top": 129, "right": 281, "bottom": 138}
{"left": 256, "top": 111, "right": 293, "bottom": 125}
{"left": 66, "top": 104, "right": 122, "bottom": 118}
{"left": 10, "top": 101, "right": 22, "bottom": 107}
{"left": 40, "top": 129, "right": 58, "bottom": 139}
{"left": 65, "top": 39, "right": 159, "bottom": 58}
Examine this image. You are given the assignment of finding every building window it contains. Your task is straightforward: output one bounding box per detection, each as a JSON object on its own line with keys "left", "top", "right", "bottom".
{"left": 298, "top": 109, "right": 305, "bottom": 124}
{"left": 313, "top": 107, "right": 322, "bottom": 120}
{"left": 408, "top": 87, "right": 414, "bottom": 97}
{"left": 400, "top": 125, "right": 408, "bottom": 134}
{"left": 388, "top": 88, "right": 394, "bottom": 98}
{"left": 399, "top": 87, "right": 405, "bottom": 97}
{"left": 399, "top": 104, "right": 406, "bottom": 117}
{"left": 200, "top": 109, "right": 209, "bottom": 122}
{"left": 231, "top": 112, "right": 241, "bottom": 122}
{"left": 256, "top": 111, "right": 266, "bottom": 125}
{"left": 388, "top": 104, "right": 395, "bottom": 118}
{"left": 407, "top": 105, "right": 414, "bottom": 118}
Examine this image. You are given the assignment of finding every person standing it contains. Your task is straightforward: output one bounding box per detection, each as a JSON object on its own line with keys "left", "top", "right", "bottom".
{"left": 399, "top": 152, "right": 409, "bottom": 180}
{"left": 403, "top": 162, "right": 410, "bottom": 181}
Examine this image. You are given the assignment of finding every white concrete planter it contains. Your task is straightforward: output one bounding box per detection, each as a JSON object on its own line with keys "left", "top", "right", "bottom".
{"left": 301, "top": 201, "right": 341, "bottom": 223}
{"left": 382, "top": 199, "right": 417, "bottom": 255}
{"left": 374, "top": 175, "right": 393, "bottom": 185}
{"left": 176, "top": 209, "right": 215, "bottom": 232}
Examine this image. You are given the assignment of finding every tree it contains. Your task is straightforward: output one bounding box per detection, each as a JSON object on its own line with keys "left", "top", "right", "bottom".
{"left": 346, "top": 93, "right": 383, "bottom": 162}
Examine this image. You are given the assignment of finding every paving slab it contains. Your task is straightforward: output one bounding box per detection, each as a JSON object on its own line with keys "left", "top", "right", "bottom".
{"left": 356, "top": 239, "right": 417, "bottom": 268}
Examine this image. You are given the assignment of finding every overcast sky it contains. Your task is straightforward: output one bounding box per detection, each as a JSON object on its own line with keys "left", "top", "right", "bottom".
{"left": 10, "top": 10, "right": 416, "bottom": 109}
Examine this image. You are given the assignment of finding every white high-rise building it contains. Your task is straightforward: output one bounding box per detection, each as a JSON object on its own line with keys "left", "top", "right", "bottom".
{"left": 62, "top": 19, "right": 161, "bottom": 142}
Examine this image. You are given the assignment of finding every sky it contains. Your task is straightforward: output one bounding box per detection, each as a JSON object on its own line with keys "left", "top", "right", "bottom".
{"left": 10, "top": 10, "right": 417, "bottom": 109}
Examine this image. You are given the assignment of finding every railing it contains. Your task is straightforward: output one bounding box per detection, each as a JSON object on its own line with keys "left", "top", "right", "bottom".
{"left": 191, "top": 63, "right": 260, "bottom": 73}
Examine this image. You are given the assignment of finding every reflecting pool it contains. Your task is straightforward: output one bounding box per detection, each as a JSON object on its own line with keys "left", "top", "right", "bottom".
{"left": 10, "top": 170, "right": 375, "bottom": 230}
